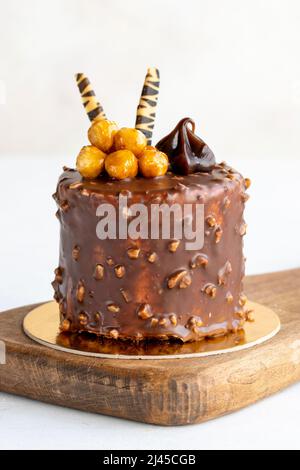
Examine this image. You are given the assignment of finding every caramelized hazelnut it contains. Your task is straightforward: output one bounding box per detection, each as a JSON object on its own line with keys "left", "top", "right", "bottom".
{"left": 105, "top": 150, "right": 138, "bottom": 180}
{"left": 144, "top": 145, "right": 156, "bottom": 151}
{"left": 76, "top": 145, "right": 106, "bottom": 179}
{"left": 88, "top": 119, "right": 118, "bottom": 153}
{"left": 244, "top": 178, "right": 251, "bottom": 189}
{"left": 114, "top": 128, "right": 147, "bottom": 157}
{"left": 138, "top": 148, "right": 169, "bottom": 178}
{"left": 60, "top": 319, "right": 71, "bottom": 332}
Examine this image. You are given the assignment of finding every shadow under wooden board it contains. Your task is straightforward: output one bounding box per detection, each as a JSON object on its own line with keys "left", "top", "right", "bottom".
{"left": 0, "top": 268, "right": 299, "bottom": 426}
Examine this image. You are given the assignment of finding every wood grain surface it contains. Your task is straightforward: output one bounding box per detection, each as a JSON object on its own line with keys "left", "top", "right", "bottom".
{"left": 0, "top": 268, "right": 299, "bottom": 426}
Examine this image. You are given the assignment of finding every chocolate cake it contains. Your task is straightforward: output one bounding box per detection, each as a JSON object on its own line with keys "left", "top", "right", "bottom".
{"left": 52, "top": 70, "right": 251, "bottom": 343}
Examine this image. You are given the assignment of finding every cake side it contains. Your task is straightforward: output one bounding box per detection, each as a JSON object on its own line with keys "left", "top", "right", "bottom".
{"left": 52, "top": 164, "right": 250, "bottom": 342}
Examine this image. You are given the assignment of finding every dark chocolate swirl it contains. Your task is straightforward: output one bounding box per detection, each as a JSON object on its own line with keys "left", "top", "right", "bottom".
{"left": 156, "top": 117, "right": 216, "bottom": 175}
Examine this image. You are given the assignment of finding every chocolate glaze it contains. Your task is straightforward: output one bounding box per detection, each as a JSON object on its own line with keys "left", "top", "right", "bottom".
{"left": 156, "top": 118, "right": 216, "bottom": 175}
{"left": 52, "top": 164, "right": 249, "bottom": 342}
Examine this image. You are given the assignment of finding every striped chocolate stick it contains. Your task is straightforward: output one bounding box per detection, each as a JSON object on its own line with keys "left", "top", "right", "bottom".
{"left": 75, "top": 73, "right": 106, "bottom": 122}
{"left": 135, "top": 68, "right": 160, "bottom": 145}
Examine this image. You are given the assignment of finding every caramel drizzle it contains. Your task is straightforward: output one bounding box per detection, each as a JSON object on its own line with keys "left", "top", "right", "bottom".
{"left": 135, "top": 67, "right": 160, "bottom": 145}
{"left": 75, "top": 73, "right": 106, "bottom": 122}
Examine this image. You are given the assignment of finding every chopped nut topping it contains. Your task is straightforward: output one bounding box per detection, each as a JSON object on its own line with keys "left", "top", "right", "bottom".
{"left": 95, "top": 312, "right": 102, "bottom": 322}
{"left": 206, "top": 215, "right": 217, "bottom": 227}
{"left": 215, "top": 226, "right": 223, "bottom": 244}
{"left": 137, "top": 303, "right": 153, "bottom": 320}
{"left": 167, "top": 269, "right": 189, "bottom": 289}
{"left": 218, "top": 261, "right": 232, "bottom": 286}
{"left": 106, "top": 256, "right": 114, "bottom": 266}
{"left": 53, "top": 291, "right": 61, "bottom": 302}
{"left": 127, "top": 247, "right": 140, "bottom": 259}
{"left": 239, "top": 294, "right": 247, "bottom": 306}
{"left": 78, "top": 312, "right": 88, "bottom": 325}
{"left": 110, "top": 329, "right": 119, "bottom": 339}
{"left": 187, "top": 317, "right": 196, "bottom": 326}
{"left": 147, "top": 252, "right": 157, "bottom": 263}
{"left": 72, "top": 245, "right": 80, "bottom": 261}
{"left": 226, "top": 292, "right": 234, "bottom": 304}
{"left": 187, "top": 316, "right": 203, "bottom": 329}
{"left": 76, "top": 282, "right": 85, "bottom": 303}
{"left": 69, "top": 181, "right": 83, "bottom": 190}
{"left": 60, "top": 319, "right": 71, "bottom": 332}
{"left": 244, "top": 178, "right": 251, "bottom": 189}
{"left": 150, "top": 318, "right": 159, "bottom": 327}
{"left": 60, "top": 200, "right": 70, "bottom": 212}
{"left": 135, "top": 333, "right": 143, "bottom": 341}
{"left": 168, "top": 240, "right": 180, "bottom": 253}
{"left": 114, "top": 264, "right": 125, "bottom": 279}
{"left": 241, "top": 193, "right": 250, "bottom": 202}
{"left": 237, "top": 310, "right": 246, "bottom": 319}
{"left": 159, "top": 318, "right": 168, "bottom": 326}
{"left": 239, "top": 223, "right": 247, "bottom": 236}
{"left": 169, "top": 314, "right": 178, "bottom": 326}
{"left": 203, "top": 283, "right": 217, "bottom": 298}
{"left": 107, "top": 303, "right": 120, "bottom": 313}
{"left": 246, "top": 309, "right": 255, "bottom": 322}
{"left": 94, "top": 264, "right": 104, "bottom": 280}
{"left": 120, "top": 289, "right": 132, "bottom": 303}
{"left": 190, "top": 253, "right": 208, "bottom": 269}
{"left": 54, "top": 267, "right": 63, "bottom": 284}
{"left": 81, "top": 188, "right": 90, "bottom": 197}
{"left": 179, "top": 273, "right": 192, "bottom": 289}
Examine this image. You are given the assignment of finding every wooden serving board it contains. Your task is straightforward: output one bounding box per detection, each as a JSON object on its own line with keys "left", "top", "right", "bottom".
{"left": 0, "top": 269, "right": 300, "bottom": 426}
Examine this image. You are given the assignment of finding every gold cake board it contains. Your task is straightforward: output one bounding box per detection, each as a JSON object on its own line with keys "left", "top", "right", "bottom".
{"left": 23, "top": 301, "right": 280, "bottom": 360}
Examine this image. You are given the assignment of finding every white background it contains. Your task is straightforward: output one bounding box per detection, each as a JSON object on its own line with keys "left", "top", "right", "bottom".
{"left": 1, "top": 0, "right": 300, "bottom": 161}
{"left": 0, "top": 0, "right": 300, "bottom": 450}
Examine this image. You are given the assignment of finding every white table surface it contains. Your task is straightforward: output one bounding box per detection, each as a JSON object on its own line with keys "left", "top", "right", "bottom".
{"left": 0, "top": 156, "right": 300, "bottom": 450}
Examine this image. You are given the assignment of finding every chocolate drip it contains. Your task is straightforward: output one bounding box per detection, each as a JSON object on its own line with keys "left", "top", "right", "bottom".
{"left": 156, "top": 118, "right": 216, "bottom": 175}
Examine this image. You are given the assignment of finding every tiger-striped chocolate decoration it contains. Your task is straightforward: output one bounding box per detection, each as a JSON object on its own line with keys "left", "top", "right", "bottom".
{"left": 135, "top": 68, "right": 160, "bottom": 145}
{"left": 75, "top": 73, "right": 106, "bottom": 122}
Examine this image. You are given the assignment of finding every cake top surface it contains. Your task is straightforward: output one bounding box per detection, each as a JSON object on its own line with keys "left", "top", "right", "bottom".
{"left": 57, "top": 162, "right": 244, "bottom": 198}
